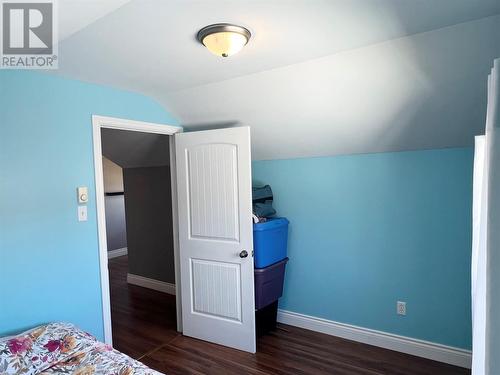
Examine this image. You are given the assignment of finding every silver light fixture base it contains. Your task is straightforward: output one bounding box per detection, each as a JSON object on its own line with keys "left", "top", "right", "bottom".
{"left": 196, "top": 23, "right": 251, "bottom": 45}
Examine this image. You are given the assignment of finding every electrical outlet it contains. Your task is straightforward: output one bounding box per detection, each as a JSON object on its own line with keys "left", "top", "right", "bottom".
{"left": 397, "top": 301, "right": 406, "bottom": 316}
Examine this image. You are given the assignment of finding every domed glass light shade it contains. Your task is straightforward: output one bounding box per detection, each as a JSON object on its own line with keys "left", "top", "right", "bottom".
{"left": 197, "top": 24, "right": 251, "bottom": 57}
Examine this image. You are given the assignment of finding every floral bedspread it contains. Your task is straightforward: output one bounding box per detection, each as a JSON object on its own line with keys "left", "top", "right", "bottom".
{"left": 0, "top": 323, "right": 163, "bottom": 375}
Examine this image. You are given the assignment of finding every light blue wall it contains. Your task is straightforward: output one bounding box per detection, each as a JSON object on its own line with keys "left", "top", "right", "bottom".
{"left": 0, "top": 71, "right": 177, "bottom": 340}
{"left": 0, "top": 71, "right": 473, "bottom": 349}
{"left": 253, "top": 147, "right": 473, "bottom": 349}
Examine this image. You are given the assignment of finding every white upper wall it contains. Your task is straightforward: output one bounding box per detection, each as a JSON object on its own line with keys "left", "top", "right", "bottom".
{"left": 54, "top": 0, "right": 500, "bottom": 159}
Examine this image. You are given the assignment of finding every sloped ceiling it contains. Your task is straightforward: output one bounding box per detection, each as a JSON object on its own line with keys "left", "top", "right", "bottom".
{"left": 167, "top": 16, "right": 500, "bottom": 159}
{"left": 55, "top": 0, "right": 500, "bottom": 160}
{"left": 101, "top": 129, "right": 170, "bottom": 168}
{"left": 58, "top": 0, "right": 132, "bottom": 41}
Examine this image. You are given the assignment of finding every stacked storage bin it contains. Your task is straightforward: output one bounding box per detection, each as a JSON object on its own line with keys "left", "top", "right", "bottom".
{"left": 253, "top": 217, "right": 289, "bottom": 335}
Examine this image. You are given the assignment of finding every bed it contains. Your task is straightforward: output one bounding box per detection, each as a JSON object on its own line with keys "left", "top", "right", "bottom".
{"left": 0, "top": 323, "right": 162, "bottom": 375}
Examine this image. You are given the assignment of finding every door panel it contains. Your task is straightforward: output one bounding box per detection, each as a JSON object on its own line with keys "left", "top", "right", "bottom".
{"left": 175, "top": 127, "right": 255, "bottom": 353}
{"left": 191, "top": 259, "right": 241, "bottom": 321}
{"left": 187, "top": 143, "right": 239, "bottom": 241}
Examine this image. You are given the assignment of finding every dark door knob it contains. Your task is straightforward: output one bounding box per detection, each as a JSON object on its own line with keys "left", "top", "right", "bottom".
{"left": 239, "top": 250, "right": 249, "bottom": 258}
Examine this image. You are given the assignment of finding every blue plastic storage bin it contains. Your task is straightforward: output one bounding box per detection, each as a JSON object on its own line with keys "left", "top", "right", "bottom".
{"left": 253, "top": 217, "right": 289, "bottom": 268}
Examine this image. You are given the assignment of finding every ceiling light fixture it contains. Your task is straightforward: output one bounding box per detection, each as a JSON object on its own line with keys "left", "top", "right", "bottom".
{"left": 197, "top": 23, "right": 251, "bottom": 58}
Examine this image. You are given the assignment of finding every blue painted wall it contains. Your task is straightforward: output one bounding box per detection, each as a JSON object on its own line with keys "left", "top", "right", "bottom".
{"left": 253, "top": 148, "right": 473, "bottom": 349}
{"left": 0, "top": 70, "right": 472, "bottom": 350}
{"left": 0, "top": 71, "right": 177, "bottom": 340}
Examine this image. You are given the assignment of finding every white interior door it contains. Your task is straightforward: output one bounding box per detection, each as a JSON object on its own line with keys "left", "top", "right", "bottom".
{"left": 175, "top": 127, "right": 255, "bottom": 353}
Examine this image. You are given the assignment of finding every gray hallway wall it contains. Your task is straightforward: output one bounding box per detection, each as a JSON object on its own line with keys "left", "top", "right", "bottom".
{"left": 123, "top": 165, "right": 175, "bottom": 283}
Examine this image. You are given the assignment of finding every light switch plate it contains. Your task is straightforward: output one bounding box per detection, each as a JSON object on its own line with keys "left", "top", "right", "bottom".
{"left": 78, "top": 206, "right": 88, "bottom": 222}
{"left": 77, "top": 187, "right": 88, "bottom": 204}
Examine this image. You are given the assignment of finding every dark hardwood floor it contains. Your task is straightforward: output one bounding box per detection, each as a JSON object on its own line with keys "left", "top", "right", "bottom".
{"left": 109, "top": 256, "right": 470, "bottom": 375}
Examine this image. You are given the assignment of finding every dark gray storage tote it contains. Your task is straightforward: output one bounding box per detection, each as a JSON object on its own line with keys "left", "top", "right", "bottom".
{"left": 254, "top": 257, "right": 288, "bottom": 310}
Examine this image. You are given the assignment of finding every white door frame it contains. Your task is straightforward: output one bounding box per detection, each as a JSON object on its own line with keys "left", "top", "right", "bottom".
{"left": 91, "top": 115, "right": 183, "bottom": 345}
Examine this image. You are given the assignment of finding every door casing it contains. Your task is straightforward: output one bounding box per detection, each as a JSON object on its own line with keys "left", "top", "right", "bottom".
{"left": 91, "top": 115, "right": 183, "bottom": 344}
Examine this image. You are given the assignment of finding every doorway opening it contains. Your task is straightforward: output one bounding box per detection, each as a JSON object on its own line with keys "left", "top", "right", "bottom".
{"left": 103, "top": 128, "right": 176, "bottom": 358}
{"left": 92, "top": 116, "right": 182, "bottom": 351}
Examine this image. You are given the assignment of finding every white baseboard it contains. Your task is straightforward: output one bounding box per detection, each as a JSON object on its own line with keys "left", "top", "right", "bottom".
{"left": 108, "top": 247, "right": 128, "bottom": 259}
{"left": 127, "top": 273, "right": 176, "bottom": 295}
{"left": 277, "top": 309, "right": 471, "bottom": 369}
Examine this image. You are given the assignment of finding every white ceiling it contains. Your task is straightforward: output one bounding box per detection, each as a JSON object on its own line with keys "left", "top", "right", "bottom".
{"left": 167, "top": 15, "right": 500, "bottom": 159}
{"left": 101, "top": 129, "right": 170, "bottom": 168}
{"left": 58, "top": 0, "right": 131, "bottom": 41}
{"left": 55, "top": 0, "right": 500, "bottom": 160}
